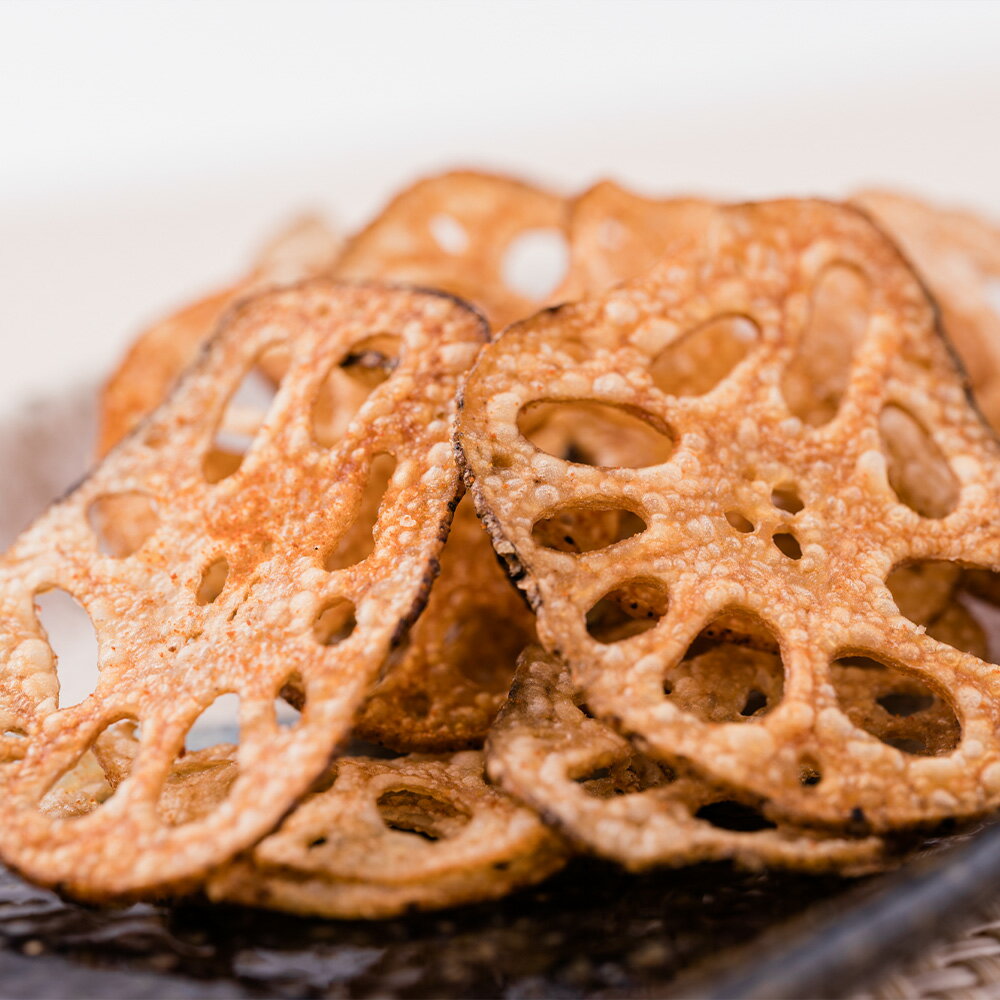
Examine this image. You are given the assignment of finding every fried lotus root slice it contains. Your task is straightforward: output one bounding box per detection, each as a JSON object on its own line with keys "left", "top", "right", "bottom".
{"left": 487, "top": 650, "right": 885, "bottom": 873}
{"left": 206, "top": 751, "right": 568, "bottom": 919}
{"left": 334, "top": 170, "right": 569, "bottom": 329}
{"left": 354, "top": 496, "right": 537, "bottom": 752}
{"left": 556, "top": 180, "right": 718, "bottom": 302}
{"left": 852, "top": 190, "right": 1000, "bottom": 431}
{"left": 98, "top": 214, "right": 341, "bottom": 456}
{"left": 458, "top": 199, "right": 1000, "bottom": 833}
{"left": 0, "top": 281, "right": 486, "bottom": 900}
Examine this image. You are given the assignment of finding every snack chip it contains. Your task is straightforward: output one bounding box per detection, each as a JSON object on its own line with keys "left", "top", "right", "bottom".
{"left": 334, "top": 170, "right": 569, "bottom": 328}
{"left": 555, "top": 180, "right": 717, "bottom": 303}
{"left": 0, "top": 280, "right": 485, "bottom": 900}
{"left": 207, "top": 751, "right": 568, "bottom": 918}
{"left": 457, "top": 199, "right": 1000, "bottom": 833}
{"left": 354, "top": 496, "right": 537, "bottom": 751}
{"left": 487, "top": 649, "right": 885, "bottom": 872}
{"left": 852, "top": 190, "right": 1000, "bottom": 429}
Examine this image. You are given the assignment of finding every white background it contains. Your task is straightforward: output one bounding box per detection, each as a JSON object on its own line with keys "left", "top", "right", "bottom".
{"left": 2, "top": 0, "right": 1000, "bottom": 419}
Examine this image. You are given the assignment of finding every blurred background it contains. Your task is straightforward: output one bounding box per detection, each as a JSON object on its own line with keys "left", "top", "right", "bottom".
{"left": 1, "top": 0, "right": 999, "bottom": 415}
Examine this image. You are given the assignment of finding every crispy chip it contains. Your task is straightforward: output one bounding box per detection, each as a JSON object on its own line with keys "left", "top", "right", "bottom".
{"left": 97, "top": 215, "right": 341, "bottom": 455}
{"left": 333, "top": 170, "right": 569, "bottom": 329}
{"left": 561, "top": 183, "right": 1000, "bottom": 436}
{"left": 852, "top": 190, "right": 1000, "bottom": 429}
{"left": 206, "top": 751, "right": 568, "bottom": 918}
{"left": 457, "top": 199, "right": 1000, "bottom": 833}
{"left": 487, "top": 649, "right": 885, "bottom": 873}
{"left": 0, "top": 281, "right": 485, "bottom": 900}
{"left": 354, "top": 496, "right": 536, "bottom": 751}
{"left": 555, "top": 180, "right": 717, "bottom": 302}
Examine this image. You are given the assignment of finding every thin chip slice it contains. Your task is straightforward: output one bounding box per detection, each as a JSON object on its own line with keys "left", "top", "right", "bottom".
{"left": 458, "top": 199, "right": 1000, "bottom": 833}
{"left": 487, "top": 650, "right": 885, "bottom": 873}
{"left": 98, "top": 215, "right": 341, "bottom": 455}
{"left": 0, "top": 281, "right": 485, "bottom": 900}
{"left": 334, "top": 170, "right": 569, "bottom": 329}
{"left": 561, "top": 182, "right": 1000, "bottom": 435}
{"left": 354, "top": 495, "right": 537, "bottom": 751}
{"left": 555, "top": 180, "right": 717, "bottom": 302}
{"left": 852, "top": 190, "right": 1000, "bottom": 430}
{"left": 207, "top": 751, "right": 568, "bottom": 919}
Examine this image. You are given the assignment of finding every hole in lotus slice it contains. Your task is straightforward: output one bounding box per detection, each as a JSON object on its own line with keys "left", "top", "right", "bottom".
{"left": 275, "top": 673, "right": 304, "bottom": 730}
{"left": 184, "top": 692, "right": 241, "bottom": 751}
{"left": 770, "top": 484, "right": 804, "bottom": 514}
{"left": 831, "top": 655, "right": 960, "bottom": 756}
{"left": 889, "top": 561, "right": 1000, "bottom": 661}
{"left": 572, "top": 752, "right": 674, "bottom": 800}
{"left": 649, "top": 314, "right": 758, "bottom": 398}
{"left": 887, "top": 560, "right": 961, "bottom": 626}
{"left": 799, "top": 755, "right": 823, "bottom": 787}
{"left": 429, "top": 214, "right": 469, "bottom": 255}
{"left": 666, "top": 612, "right": 784, "bottom": 723}
{"left": 204, "top": 343, "right": 288, "bottom": 483}
{"left": 376, "top": 787, "right": 471, "bottom": 841}
{"left": 34, "top": 587, "right": 100, "bottom": 709}
{"left": 312, "top": 335, "right": 402, "bottom": 448}
{"left": 325, "top": 453, "right": 397, "bottom": 571}
{"left": 154, "top": 695, "right": 241, "bottom": 827}
{"left": 585, "top": 579, "right": 668, "bottom": 644}
{"left": 313, "top": 597, "right": 357, "bottom": 647}
{"left": 695, "top": 800, "right": 776, "bottom": 833}
{"left": 196, "top": 557, "right": 229, "bottom": 606}
{"left": 879, "top": 404, "right": 958, "bottom": 518}
{"left": 532, "top": 504, "right": 647, "bottom": 554}
{"left": 88, "top": 492, "right": 159, "bottom": 558}
{"left": 501, "top": 228, "right": 569, "bottom": 301}
{"left": 772, "top": 532, "right": 802, "bottom": 560}
{"left": 725, "top": 510, "right": 754, "bottom": 533}
{"left": 782, "top": 263, "right": 871, "bottom": 425}
{"left": 39, "top": 718, "right": 125, "bottom": 819}
{"left": 518, "top": 401, "right": 674, "bottom": 469}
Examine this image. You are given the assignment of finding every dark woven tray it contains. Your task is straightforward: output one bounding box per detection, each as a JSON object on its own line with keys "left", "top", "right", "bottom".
{"left": 0, "top": 859, "right": 849, "bottom": 999}
{"left": 5, "top": 817, "right": 999, "bottom": 1000}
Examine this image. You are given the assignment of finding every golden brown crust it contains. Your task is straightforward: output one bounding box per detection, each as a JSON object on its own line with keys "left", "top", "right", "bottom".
{"left": 852, "top": 190, "right": 1000, "bottom": 430}
{"left": 0, "top": 280, "right": 486, "bottom": 901}
{"left": 207, "top": 751, "right": 568, "bottom": 918}
{"left": 457, "top": 199, "right": 1000, "bottom": 833}
{"left": 334, "top": 170, "right": 569, "bottom": 329}
{"left": 354, "top": 496, "right": 536, "bottom": 751}
{"left": 487, "top": 649, "right": 886, "bottom": 873}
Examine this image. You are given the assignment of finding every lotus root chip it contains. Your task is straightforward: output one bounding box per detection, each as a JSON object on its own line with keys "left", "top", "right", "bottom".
{"left": 0, "top": 280, "right": 486, "bottom": 900}
{"left": 487, "top": 649, "right": 885, "bottom": 873}
{"left": 206, "top": 751, "right": 568, "bottom": 919}
{"left": 556, "top": 180, "right": 717, "bottom": 302}
{"left": 354, "top": 496, "right": 537, "bottom": 751}
{"left": 334, "top": 170, "right": 569, "bottom": 329}
{"left": 852, "top": 189, "right": 1000, "bottom": 431}
{"left": 97, "top": 215, "right": 341, "bottom": 456}
{"left": 458, "top": 199, "right": 1000, "bottom": 833}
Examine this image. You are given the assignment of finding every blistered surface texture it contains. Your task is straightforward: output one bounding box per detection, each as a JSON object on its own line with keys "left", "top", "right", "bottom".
{"left": 458, "top": 199, "right": 1000, "bottom": 833}
{"left": 0, "top": 281, "right": 485, "bottom": 900}
{"left": 853, "top": 190, "right": 1000, "bottom": 430}
{"left": 556, "top": 180, "right": 717, "bottom": 301}
{"left": 354, "top": 498, "right": 536, "bottom": 751}
{"left": 97, "top": 216, "right": 342, "bottom": 455}
{"left": 488, "top": 649, "right": 885, "bottom": 872}
{"left": 334, "top": 170, "right": 569, "bottom": 329}
{"left": 208, "top": 751, "right": 568, "bottom": 918}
